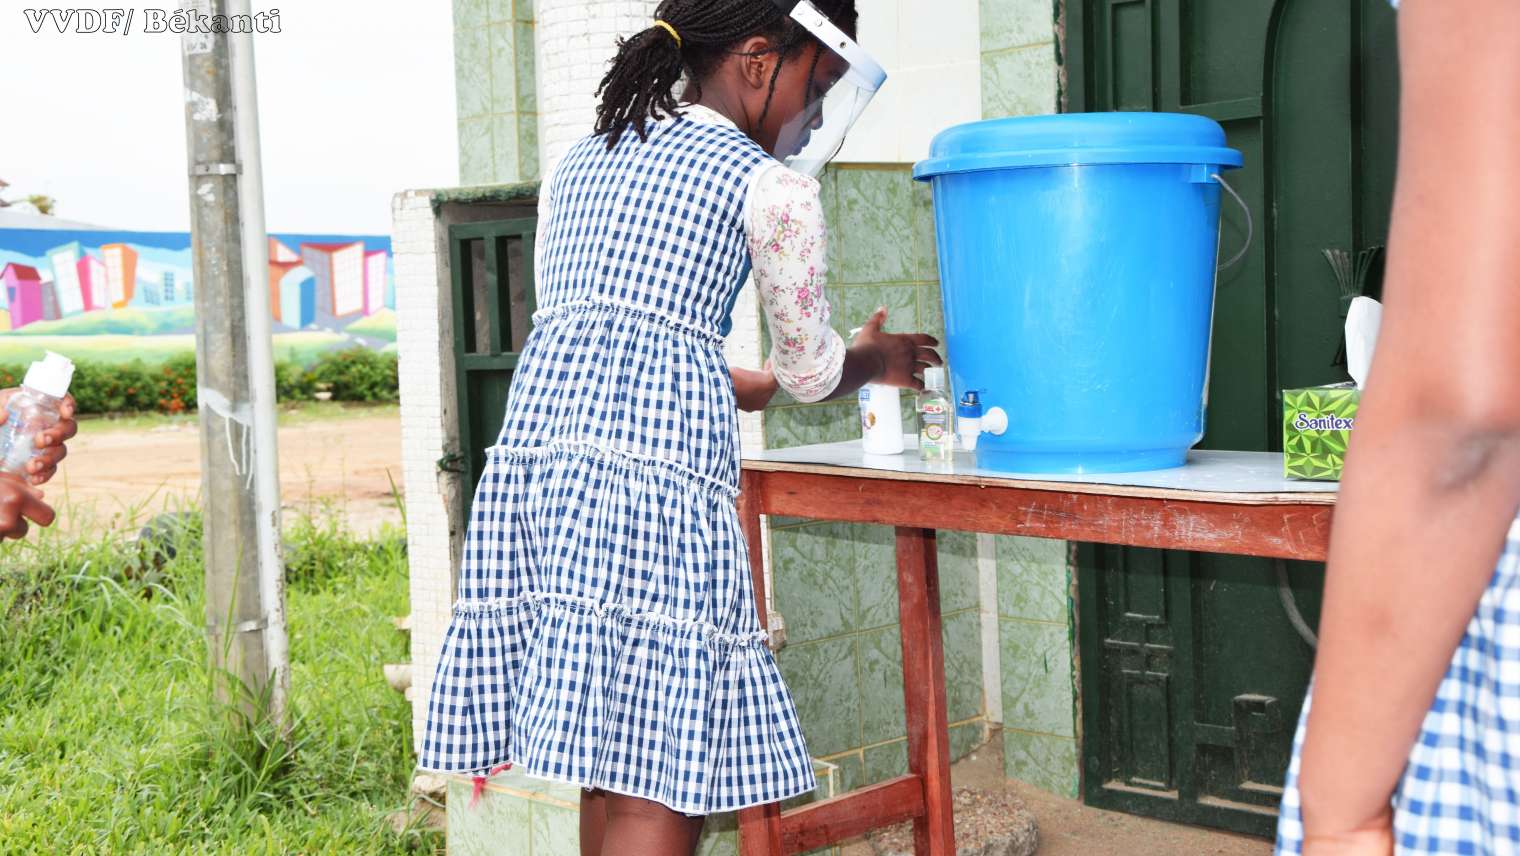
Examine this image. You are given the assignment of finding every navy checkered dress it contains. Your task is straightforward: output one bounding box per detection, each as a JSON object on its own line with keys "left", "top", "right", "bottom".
{"left": 1277, "top": 514, "right": 1520, "bottom": 852}
{"left": 418, "top": 116, "right": 817, "bottom": 815}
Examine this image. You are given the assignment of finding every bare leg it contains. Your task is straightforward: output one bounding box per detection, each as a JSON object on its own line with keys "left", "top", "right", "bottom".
{"left": 598, "top": 793, "right": 705, "bottom": 856}
{"left": 580, "top": 789, "right": 608, "bottom": 856}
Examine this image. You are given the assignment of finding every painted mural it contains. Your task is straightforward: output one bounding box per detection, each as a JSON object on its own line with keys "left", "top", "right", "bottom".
{"left": 0, "top": 228, "right": 395, "bottom": 366}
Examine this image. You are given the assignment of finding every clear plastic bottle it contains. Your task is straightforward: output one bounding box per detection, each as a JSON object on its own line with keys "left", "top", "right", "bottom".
{"left": 917, "top": 366, "right": 954, "bottom": 463}
{"left": 0, "top": 351, "right": 76, "bottom": 475}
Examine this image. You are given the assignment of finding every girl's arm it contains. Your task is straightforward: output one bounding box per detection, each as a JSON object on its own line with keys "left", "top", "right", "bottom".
{"left": 731, "top": 364, "right": 779, "bottom": 412}
{"left": 1297, "top": 0, "right": 1520, "bottom": 848}
{"left": 745, "top": 166, "right": 939, "bottom": 406}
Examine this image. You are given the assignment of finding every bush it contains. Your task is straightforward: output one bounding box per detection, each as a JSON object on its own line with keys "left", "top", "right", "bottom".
{"left": 0, "top": 347, "right": 397, "bottom": 415}
{"left": 273, "top": 360, "right": 316, "bottom": 402}
{"left": 156, "top": 352, "right": 198, "bottom": 414}
{"left": 305, "top": 348, "right": 399, "bottom": 403}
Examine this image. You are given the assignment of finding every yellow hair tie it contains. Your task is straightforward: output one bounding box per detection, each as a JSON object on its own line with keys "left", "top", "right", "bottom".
{"left": 653, "top": 19, "right": 682, "bottom": 48}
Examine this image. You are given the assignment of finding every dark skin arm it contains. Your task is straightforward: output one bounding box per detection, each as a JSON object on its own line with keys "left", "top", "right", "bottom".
{"left": 730, "top": 306, "right": 942, "bottom": 411}
{"left": 1295, "top": 1, "right": 1520, "bottom": 853}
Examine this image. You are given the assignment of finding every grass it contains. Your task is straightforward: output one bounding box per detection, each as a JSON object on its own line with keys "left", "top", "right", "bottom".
{"left": 0, "top": 502, "right": 440, "bottom": 855}
{"left": 344, "top": 310, "right": 398, "bottom": 344}
{"left": 78, "top": 401, "right": 401, "bottom": 434}
{"left": 4, "top": 306, "right": 197, "bottom": 337}
{"left": 0, "top": 331, "right": 352, "bottom": 368}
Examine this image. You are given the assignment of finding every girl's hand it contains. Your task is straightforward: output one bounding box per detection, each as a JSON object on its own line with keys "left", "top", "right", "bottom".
{"left": 731, "top": 363, "right": 780, "bottom": 412}
{"left": 0, "top": 473, "right": 55, "bottom": 540}
{"left": 0, "top": 390, "right": 77, "bottom": 486}
{"left": 851, "top": 307, "right": 942, "bottom": 391}
{"left": 1303, "top": 810, "right": 1395, "bottom": 856}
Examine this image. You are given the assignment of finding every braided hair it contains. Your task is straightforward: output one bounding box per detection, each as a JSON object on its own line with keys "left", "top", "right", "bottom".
{"left": 594, "top": 0, "right": 859, "bottom": 149}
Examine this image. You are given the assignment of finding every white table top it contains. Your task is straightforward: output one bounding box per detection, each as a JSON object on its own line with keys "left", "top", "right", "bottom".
{"left": 743, "top": 438, "right": 1339, "bottom": 504}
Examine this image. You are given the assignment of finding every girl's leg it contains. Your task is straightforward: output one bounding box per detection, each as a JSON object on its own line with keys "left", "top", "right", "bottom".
{"left": 598, "top": 793, "right": 705, "bottom": 856}
{"left": 580, "top": 789, "right": 608, "bottom": 856}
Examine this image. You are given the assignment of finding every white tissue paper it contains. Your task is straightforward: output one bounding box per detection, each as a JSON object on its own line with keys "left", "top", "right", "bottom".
{"left": 1345, "top": 296, "right": 1383, "bottom": 390}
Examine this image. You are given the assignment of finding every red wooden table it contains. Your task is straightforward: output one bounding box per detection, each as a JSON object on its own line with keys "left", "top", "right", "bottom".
{"left": 734, "top": 449, "right": 1336, "bottom": 856}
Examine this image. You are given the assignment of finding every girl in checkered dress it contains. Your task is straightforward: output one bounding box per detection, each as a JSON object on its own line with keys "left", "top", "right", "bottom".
{"left": 420, "top": 1, "right": 938, "bottom": 852}
{"left": 1275, "top": 1, "right": 1520, "bottom": 853}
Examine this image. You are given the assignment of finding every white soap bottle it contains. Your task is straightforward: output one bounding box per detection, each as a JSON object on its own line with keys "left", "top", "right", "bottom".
{"left": 848, "top": 325, "right": 905, "bottom": 456}
{"left": 858, "top": 383, "right": 905, "bottom": 456}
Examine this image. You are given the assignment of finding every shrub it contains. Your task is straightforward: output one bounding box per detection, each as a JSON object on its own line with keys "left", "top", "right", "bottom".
{"left": 273, "top": 360, "right": 316, "bottom": 402}
{"left": 0, "top": 347, "right": 396, "bottom": 415}
{"left": 305, "top": 348, "right": 399, "bottom": 403}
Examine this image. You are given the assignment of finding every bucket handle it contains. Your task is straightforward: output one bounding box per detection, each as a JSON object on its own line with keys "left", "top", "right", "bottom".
{"left": 1212, "top": 173, "right": 1253, "bottom": 271}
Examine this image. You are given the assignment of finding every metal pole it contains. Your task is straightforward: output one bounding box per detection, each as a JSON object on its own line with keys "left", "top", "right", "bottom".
{"left": 180, "top": 0, "right": 288, "bottom": 726}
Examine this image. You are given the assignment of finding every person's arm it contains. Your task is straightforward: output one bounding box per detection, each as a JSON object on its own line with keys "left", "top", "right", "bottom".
{"left": 1297, "top": 1, "right": 1520, "bottom": 850}
{"left": 743, "top": 165, "right": 939, "bottom": 405}
{"left": 0, "top": 476, "right": 54, "bottom": 539}
{"left": 731, "top": 364, "right": 779, "bottom": 412}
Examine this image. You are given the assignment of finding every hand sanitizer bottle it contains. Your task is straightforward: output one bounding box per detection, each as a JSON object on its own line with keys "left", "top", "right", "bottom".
{"left": 0, "top": 351, "right": 76, "bottom": 475}
{"left": 917, "top": 367, "right": 954, "bottom": 463}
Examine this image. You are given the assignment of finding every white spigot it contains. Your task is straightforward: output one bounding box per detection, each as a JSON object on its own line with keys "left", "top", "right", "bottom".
{"left": 982, "top": 406, "right": 1009, "bottom": 436}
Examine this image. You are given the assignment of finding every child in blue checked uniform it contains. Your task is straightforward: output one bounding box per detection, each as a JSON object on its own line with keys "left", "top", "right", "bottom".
{"left": 1275, "top": 1, "right": 1520, "bottom": 853}
{"left": 419, "top": 1, "right": 939, "bottom": 853}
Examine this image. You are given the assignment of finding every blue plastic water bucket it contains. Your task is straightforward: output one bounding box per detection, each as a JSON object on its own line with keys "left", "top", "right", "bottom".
{"left": 913, "top": 112, "right": 1243, "bottom": 474}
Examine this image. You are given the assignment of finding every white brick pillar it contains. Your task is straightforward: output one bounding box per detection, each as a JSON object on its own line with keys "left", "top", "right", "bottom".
{"left": 391, "top": 189, "right": 457, "bottom": 751}
{"left": 534, "top": 0, "right": 661, "bottom": 176}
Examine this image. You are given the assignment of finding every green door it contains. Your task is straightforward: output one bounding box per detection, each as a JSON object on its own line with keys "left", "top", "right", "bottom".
{"left": 447, "top": 217, "right": 538, "bottom": 510}
{"left": 1067, "top": 0, "right": 1399, "bottom": 835}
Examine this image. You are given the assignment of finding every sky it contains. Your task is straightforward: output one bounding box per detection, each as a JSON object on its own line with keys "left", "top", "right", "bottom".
{"left": 1, "top": 2, "right": 459, "bottom": 235}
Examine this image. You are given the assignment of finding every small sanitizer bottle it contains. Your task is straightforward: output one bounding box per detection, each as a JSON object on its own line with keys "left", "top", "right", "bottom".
{"left": 917, "top": 367, "right": 954, "bottom": 463}
{"left": 0, "top": 351, "right": 76, "bottom": 475}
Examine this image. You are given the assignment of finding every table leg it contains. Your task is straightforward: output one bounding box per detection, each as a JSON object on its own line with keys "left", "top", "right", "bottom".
{"left": 897, "top": 527, "right": 956, "bottom": 855}
{"left": 738, "top": 472, "right": 785, "bottom": 856}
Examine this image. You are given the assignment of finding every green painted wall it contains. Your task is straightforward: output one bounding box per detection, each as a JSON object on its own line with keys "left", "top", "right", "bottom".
{"left": 453, "top": 0, "right": 539, "bottom": 185}
{"left": 979, "top": 0, "right": 1080, "bottom": 798}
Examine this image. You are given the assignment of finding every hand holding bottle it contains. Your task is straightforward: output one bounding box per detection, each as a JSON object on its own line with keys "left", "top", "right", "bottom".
{"left": 0, "top": 352, "right": 79, "bottom": 487}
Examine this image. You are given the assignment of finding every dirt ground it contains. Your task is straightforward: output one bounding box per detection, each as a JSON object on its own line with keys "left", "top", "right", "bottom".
{"left": 47, "top": 405, "right": 405, "bottom": 537}
{"left": 841, "top": 732, "right": 1272, "bottom": 856}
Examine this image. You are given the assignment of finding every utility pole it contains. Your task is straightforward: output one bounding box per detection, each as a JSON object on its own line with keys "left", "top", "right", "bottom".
{"left": 180, "top": 0, "right": 289, "bottom": 726}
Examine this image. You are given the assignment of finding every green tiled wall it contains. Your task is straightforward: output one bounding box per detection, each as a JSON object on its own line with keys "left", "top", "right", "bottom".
{"left": 453, "top": 0, "right": 539, "bottom": 185}
{"left": 997, "top": 537, "right": 1078, "bottom": 797}
{"left": 980, "top": 0, "right": 1059, "bottom": 120}
{"left": 764, "top": 164, "right": 988, "bottom": 795}
{"left": 978, "top": 0, "right": 1077, "bottom": 799}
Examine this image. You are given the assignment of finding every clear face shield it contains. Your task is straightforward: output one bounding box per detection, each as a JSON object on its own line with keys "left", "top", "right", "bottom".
{"left": 771, "top": 0, "right": 887, "bottom": 177}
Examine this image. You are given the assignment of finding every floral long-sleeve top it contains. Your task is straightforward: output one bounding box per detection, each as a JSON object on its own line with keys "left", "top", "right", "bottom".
{"left": 696, "top": 105, "right": 847, "bottom": 403}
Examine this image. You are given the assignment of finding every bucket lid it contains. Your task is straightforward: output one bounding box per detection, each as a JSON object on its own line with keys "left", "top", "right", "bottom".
{"left": 913, "top": 112, "right": 1244, "bottom": 180}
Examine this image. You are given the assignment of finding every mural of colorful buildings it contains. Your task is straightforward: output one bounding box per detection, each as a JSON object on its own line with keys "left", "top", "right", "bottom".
{"left": 101, "top": 243, "right": 138, "bottom": 308}
{"left": 2, "top": 263, "right": 46, "bottom": 329}
{"left": 0, "top": 228, "right": 394, "bottom": 341}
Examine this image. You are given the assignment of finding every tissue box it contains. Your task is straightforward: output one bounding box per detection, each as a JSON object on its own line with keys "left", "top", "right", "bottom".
{"left": 1283, "top": 383, "right": 1360, "bottom": 481}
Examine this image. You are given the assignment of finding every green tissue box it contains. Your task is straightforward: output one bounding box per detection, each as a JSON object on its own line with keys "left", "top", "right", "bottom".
{"left": 1283, "top": 383, "right": 1360, "bottom": 481}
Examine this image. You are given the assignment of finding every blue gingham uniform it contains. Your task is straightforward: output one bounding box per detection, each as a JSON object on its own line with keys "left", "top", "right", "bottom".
{"left": 418, "top": 115, "right": 817, "bottom": 816}
{"left": 1277, "top": 513, "right": 1520, "bottom": 853}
